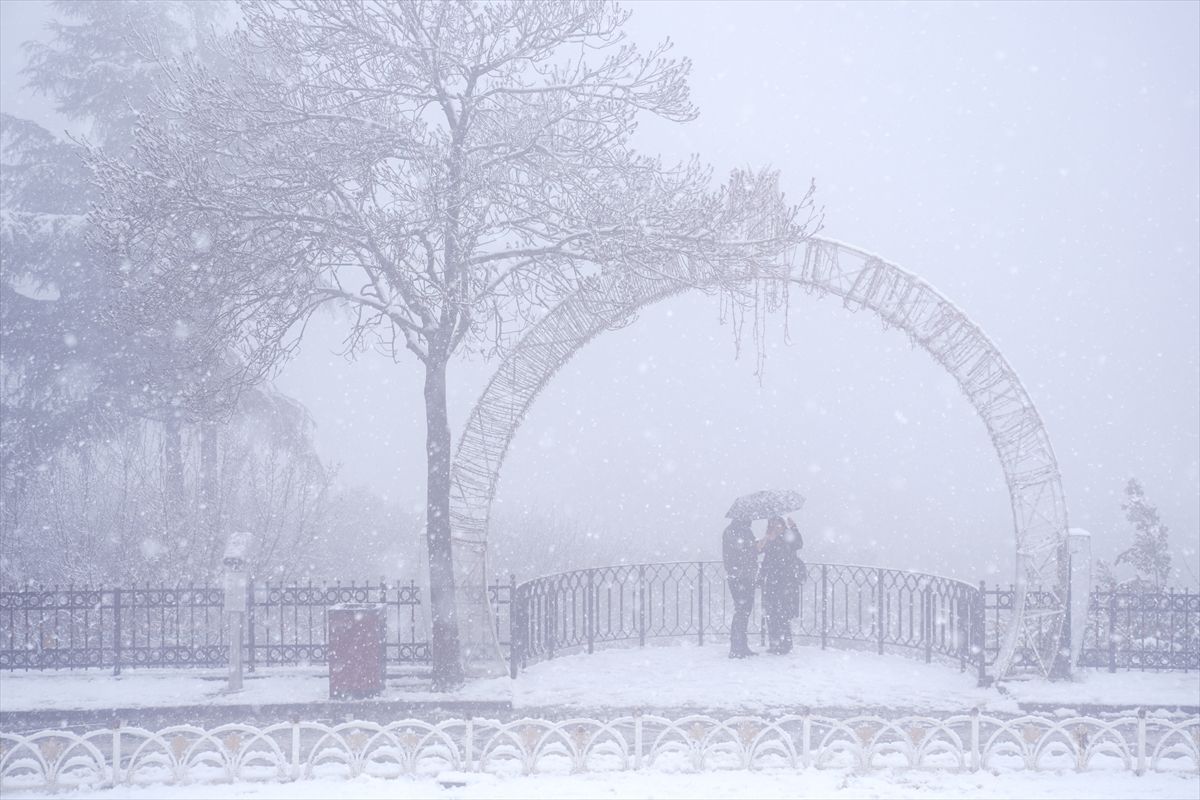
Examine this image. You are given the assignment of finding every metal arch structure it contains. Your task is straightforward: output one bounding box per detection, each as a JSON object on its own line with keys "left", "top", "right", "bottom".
{"left": 449, "top": 237, "right": 1070, "bottom": 679}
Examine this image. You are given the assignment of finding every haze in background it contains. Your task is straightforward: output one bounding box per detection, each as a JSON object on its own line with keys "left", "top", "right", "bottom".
{"left": 2, "top": 1, "right": 1196, "bottom": 584}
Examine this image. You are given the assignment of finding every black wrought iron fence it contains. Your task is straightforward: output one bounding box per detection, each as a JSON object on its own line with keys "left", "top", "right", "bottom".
{"left": 0, "top": 579, "right": 512, "bottom": 673}
{"left": 985, "top": 585, "right": 1200, "bottom": 672}
{"left": 509, "top": 561, "right": 986, "bottom": 680}
{"left": 4, "top": 569, "right": 1193, "bottom": 679}
{"left": 0, "top": 585, "right": 225, "bottom": 671}
{"left": 1083, "top": 588, "right": 1200, "bottom": 670}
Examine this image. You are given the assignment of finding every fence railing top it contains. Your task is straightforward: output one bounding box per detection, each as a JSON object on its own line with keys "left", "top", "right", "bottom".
{"left": 0, "top": 577, "right": 512, "bottom": 594}
{"left": 515, "top": 560, "right": 981, "bottom": 595}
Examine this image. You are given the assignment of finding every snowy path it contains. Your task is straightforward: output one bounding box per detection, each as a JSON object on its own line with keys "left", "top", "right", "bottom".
{"left": 506, "top": 644, "right": 1200, "bottom": 714}
{"left": 507, "top": 645, "right": 1002, "bottom": 713}
{"left": 4, "top": 768, "right": 1198, "bottom": 800}
{"left": 0, "top": 666, "right": 509, "bottom": 716}
{"left": 2, "top": 643, "right": 1196, "bottom": 720}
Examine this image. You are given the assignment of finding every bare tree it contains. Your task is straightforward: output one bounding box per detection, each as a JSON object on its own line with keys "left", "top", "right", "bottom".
{"left": 0, "top": 392, "right": 338, "bottom": 588}
{"left": 89, "top": 0, "right": 816, "bottom": 688}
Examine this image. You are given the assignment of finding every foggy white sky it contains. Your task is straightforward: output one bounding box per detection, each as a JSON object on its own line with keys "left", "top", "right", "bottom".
{"left": 2, "top": 1, "right": 1197, "bottom": 584}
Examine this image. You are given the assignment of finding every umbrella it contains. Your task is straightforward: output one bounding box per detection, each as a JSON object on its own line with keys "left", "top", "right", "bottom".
{"left": 726, "top": 489, "right": 806, "bottom": 520}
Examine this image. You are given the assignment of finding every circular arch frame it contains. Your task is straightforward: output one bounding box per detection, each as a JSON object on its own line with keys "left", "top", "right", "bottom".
{"left": 450, "top": 237, "right": 1070, "bottom": 678}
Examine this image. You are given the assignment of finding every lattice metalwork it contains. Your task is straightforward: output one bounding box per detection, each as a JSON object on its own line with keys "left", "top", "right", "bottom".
{"left": 450, "top": 238, "right": 1070, "bottom": 678}
{"left": 986, "top": 585, "right": 1200, "bottom": 672}
{"left": 508, "top": 561, "right": 983, "bottom": 677}
{"left": 3, "top": 712, "right": 1196, "bottom": 791}
{"left": 0, "top": 580, "right": 512, "bottom": 672}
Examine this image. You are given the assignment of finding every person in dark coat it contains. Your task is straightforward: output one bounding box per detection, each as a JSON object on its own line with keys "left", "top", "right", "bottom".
{"left": 759, "top": 516, "right": 805, "bottom": 654}
{"left": 722, "top": 518, "right": 759, "bottom": 658}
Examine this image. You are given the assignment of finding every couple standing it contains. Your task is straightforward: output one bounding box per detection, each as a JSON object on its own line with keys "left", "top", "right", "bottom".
{"left": 722, "top": 515, "right": 805, "bottom": 658}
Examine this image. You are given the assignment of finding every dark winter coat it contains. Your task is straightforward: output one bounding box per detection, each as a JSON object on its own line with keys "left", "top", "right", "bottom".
{"left": 760, "top": 529, "right": 804, "bottom": 619}
{"left": 722, "top": 520, "right": 758, "bottom": 585}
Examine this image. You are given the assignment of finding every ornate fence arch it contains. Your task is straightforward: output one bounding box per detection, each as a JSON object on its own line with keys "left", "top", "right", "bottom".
{"left": 3, "top": 712, "right": 1197, "bottom": 792}
{"left": 450, "top": 238, "right": 1069, "bottom": 678}
{"left": 506, "top": 561, "right": 987, "bottom": 681}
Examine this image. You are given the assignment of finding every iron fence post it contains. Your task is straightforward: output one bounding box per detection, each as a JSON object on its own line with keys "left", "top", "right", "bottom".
{"left": 408, "top": 578, "right": 418, "bottom": 661}
{"left": 376, "top": 578, "right": 386, "bottom": 666}
{"left": 1166, "top": 587, "right": 1175, "bottom": 669}
{"left": 586, "top": 569, "right": 595, "bottom": 655}
{"left": 957, "top": 593, "right": 967, "bottom": 672}
{"left": 697, "top": 562, "right": 704, "bottom": 646}
{"left": 547, "top": 586, "right": 557, "bottom": 660}
{"left": 923, "top": 586, "right": 932, "bottom": 664}
{"left": 112, "top": 588, "right": 122, "bottom": 676}
{"left": 633, "top": 710, "right": 644, "bottom": 770}
{"left": 638, "top": 564, "right": 646, "bottom": 648}
{"left": 877, "top": 567, "right": 885, "bottom": 655}
{"left": 976, "top": 580, "right": 987, "bottom": 686}
{"left": 1185, "top": 588, "right": 1192, "bottom": 674}
{"left": 1136, "top": 707, "right": 1147, "bottom": 774}
{"left": 820, "top": 564, "right": 828, "bottom": 650}
{"left": 377, "top": 578, "right": 388, "bottom": 666}
{"left": 111, "top": 721, "right": 122, "bottom": 784}
{"left": 509, "top": 581, "right": 522, "bottom": 679}
{"left": 969, "top": 707, "right": 981, "bottom": 771}
{"left": 289, "top": 717, "right": 301, "bottom": 780}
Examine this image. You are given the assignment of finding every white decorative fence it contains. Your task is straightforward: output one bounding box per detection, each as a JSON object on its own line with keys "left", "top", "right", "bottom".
{"left": 2, "top": 710, "right": 1197, "bottom": 792}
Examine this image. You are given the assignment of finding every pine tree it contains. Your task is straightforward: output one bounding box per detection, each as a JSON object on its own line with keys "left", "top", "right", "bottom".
{"left": 1092, "top": 557, "right": 1117, "bottom": 592}
{"left": 3, "top": 0, "right": 330, "bottom": 583}
{"left": 22, "top": 0, "right": 225, "bottom": 151}
{"left": 3, "top": 1, "right": 227, "bottom": 500}
{"left": 1115, "top": 478, "right": 1172, "bottom": 589}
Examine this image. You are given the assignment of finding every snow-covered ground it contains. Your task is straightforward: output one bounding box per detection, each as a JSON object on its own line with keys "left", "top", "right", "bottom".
{"left": 0, "top": 666, "right": 509, "bottom": 715}
{"left": 2, "top": 643, "right": 1197, "bottom": 716}
{"left": 4, "top": 768, "right": 1198, "bottom": 800}
{"left": 505, "top": 645, "right": 1004, "bottom": 713}
{"left": 999, "top": 669, "right": 1200, "bottom": 710}
{"left": 3, "top": 646, "right": 1197, "bottom": 798}
{"left": 505, "top": 645, "right": 1200, "bottom": 713}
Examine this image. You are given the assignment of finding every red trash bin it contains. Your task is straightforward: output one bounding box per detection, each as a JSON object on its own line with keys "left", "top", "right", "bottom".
{"left": 327, "top": 603, "right": 386, "bottom": 700}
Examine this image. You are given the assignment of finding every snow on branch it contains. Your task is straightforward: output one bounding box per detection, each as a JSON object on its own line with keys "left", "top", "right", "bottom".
{"left": 88, "top": 0, "right": 818, "bottom": 381}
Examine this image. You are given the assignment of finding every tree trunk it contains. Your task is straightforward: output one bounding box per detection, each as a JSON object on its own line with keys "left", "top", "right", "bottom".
{"left": 163, "top": 416, "right": 186, "bottom": 546}
{"left": 424, "top": 358, "right": 464, "bottom": 689}
{"left": 199, "top": 420, "right": 220, "bottom": 564}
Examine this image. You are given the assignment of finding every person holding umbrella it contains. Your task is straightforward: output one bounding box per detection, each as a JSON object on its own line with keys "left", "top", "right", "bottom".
{"left": 723, "top": 490, "right": 805, "bottom": 658}
{"left": 759, "top": 515, "right": 805, "bottom": 654}
{"left": 722, "top": 516, "right": 760, "bottom": 658}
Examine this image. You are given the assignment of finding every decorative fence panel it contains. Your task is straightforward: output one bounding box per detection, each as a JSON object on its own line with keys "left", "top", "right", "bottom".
{"left": 0, "top": 586, "right": 227, "bottom": 672}
{"left": 0, "top": 580, "right": 512, "bottom": 673}
{"left": 2, "top": 711, "right": 1196, "bottom": 792}
{"left": 3, "top": 568, "right": 1194, "bottom": 679}
{"left": 513, "top": 563, "right": 1198, "bottom": 682}
{"left": 985, "top": 586, "right": 1199, "bottom": 673}
{"left": 511, "top": 562, "right": 985, "bottom": 679}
